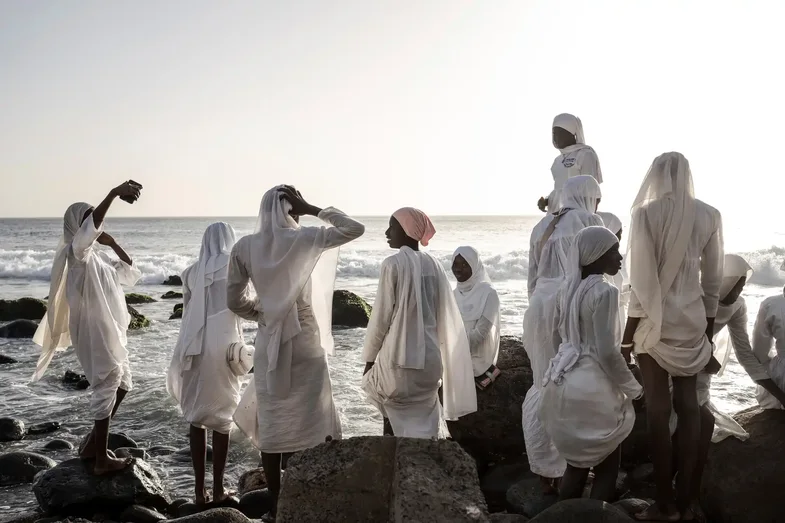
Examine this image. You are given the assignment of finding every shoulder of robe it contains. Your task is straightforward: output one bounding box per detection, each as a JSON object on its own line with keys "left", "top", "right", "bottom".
{"left": 576, "top": 145, "right": 599, "bottom": 160}
{"left": 695, "top": 199, "right": 721, "bottom": 220}
{"left": 595, "top": 279, "right": 618, "bottom": 303}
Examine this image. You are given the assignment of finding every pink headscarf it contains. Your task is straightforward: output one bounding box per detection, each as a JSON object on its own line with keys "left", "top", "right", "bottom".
{"left": 392, "top": 207, "right": 436, "bottom": 246}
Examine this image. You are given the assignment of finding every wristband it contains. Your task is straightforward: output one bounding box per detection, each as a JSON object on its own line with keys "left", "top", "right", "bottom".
{"left": 621, "top": 343, "right": 634, "bottom": 349}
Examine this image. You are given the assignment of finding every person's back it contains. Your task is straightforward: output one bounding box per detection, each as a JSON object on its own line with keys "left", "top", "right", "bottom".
{"left": 754, "top": 291, "right": 785, "bottom": 405}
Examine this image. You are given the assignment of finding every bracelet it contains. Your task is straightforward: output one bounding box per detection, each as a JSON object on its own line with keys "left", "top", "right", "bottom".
{"left": 621, "top": 343, "right": 634, "bottom": 349}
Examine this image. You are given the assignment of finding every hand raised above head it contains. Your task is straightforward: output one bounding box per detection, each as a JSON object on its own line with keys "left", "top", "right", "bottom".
{"left": 113, "top": 181, "right": 141, "bottom": 203}
{"left": 278, "top": 185, "right": 318, "bottom": 216}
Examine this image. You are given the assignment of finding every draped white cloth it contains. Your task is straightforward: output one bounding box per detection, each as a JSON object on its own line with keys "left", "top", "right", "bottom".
{"left": 547, "top": 114, "right": 603, "bottom": 213}
{"left": 33, "top": 206, "right": 141, "bottom": 419}
{"left": 752, "top": 289, "right": 785, "bottom": 409}
{"left": 714, "top": 254, "right": 754, "bottom": 375}
{"left": 598, "top": 211, "right": 629, "bottom": 332}
{"left": 363, "top": 246, "right": 477, "bottom": 438}
{"left": 627, "top": 152, "right": 723, "bottom": 377}
{"left": 229, "top": 188, "right": 365, "bottom": 452}
{"left": 452, "top": 246, "right": 500, "bottom": 377}
{"left": 166, "top": 223, "right": 245, "bottom": 434}
{"left": 540, "top": 226, "right": 642, "bottom": 468}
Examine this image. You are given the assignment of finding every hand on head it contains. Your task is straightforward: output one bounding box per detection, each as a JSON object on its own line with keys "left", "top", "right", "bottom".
{"left": 278, "top": 185, "right": 312, "bottom": 217}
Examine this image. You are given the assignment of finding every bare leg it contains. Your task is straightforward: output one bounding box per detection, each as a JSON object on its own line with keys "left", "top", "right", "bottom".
{"left": 190, "top": 425, "right": 209, "bottom": 504}
{"left": 678, "top": 402, "right": 713, "bottom": 520}
{"left": 80, "top": 388, "right": 129, "bottom": 459}
{"left": 590, "top": 445, "right": 621, "bottom": 502}
{"left": 261, "top": 452, "right": 282, "bottom": 518}
{"left": 212, "top": 431, "right": 231, "bottom": 502}
{"left": 540, "top": 476, "right": 560, "bottom": 495}
{"left": 558, "top": 465, "right": 589, "bottom": 500}
{"left": 92, "top": 417, "right": 131, "bottom": 475}
{"left": 383, "top": 418, "right": 394, "bottom": 436}
{"left": 634, "top": 354, "right": 680, "bottom": 522}
{"left": 672, "top": 375, "right": 700, "bottom": 515}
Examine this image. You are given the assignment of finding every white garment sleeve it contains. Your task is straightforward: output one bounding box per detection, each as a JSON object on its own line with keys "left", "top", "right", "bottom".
{"left": 317, "top": 207, "right": 365, "bottom": 249}
{"left": 468, "top": 292, "right": 500, "bottom": 354}
{"left": 577, "top": 148, "right": 602, "bottom": 184}
{"left": 226, "top": 244, "right": 261, "bottom": 323}
{"left": 753, "top": 300, "right": 775, "bottom": 366}
{"left": 71, "top": 214, "right": 103, "bottom": 262}
{"left": 112, "top": 259, "right": 142, "bottom": 287}
{"left": 528, "top": 229, "right": 539, "bottom": 298}
{"left": 182, "top": 274, "right": 192, "bottom": 310}
{"left": 700, "top": 215, "right": 724, "bottom": 317}
{"left": 728, "top": 301, "right": 769, "bottom": 381}
{"left": 362, "top": 257, "right": 397, "bottom": 363}
{"left": 593, "top": 286, "right": 642, "bottom": 399}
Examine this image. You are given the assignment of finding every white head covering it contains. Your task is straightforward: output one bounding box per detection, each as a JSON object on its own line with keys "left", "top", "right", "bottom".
{"left": 452, "top": 246, "right": 493, "bottom": 322}
{"left": 559, "top": 175, "right": 602, "bottom": 213}
{"left": 627, "top": 152, "right": 697, "bottom": 353}
{"left": 172, "top": 222, "right": 236, "bottom": 373}
{"left": 543, "top": 226, "right": 620, "bottom": 385}
{"left": 719, "top": 254, "right": 752, "bottom": 302}
{"left": 552, "top": 113, "right": 586, "bottom": 148}
{"left": 32, "top": 202, "right": 94, "bottom": 381}
{"left": 597, "top": 212, "right": 622, "bottom": 236}
{"left": 714, "top": 254, "right": 754, "bottom": 376}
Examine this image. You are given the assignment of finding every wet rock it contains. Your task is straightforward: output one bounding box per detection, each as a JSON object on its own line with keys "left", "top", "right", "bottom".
{"left": 0, "top": 319, "right": 39, "bottom": 338}
{"left": 173, "top": 444, "right": 212, "bottom": 462}
{"left": 161, "top": 291, "right": 183, "bottom": 300}
{"left": 32, "top": 458, "right": 170, "bottom": 516}
{"left": 0, "top": 417, "right": 26, "bottom": 441}
{"left": 44, "top": 439, "right": 75, "bottom": 451}
{"left": 128, "top": 305, "right": 150, "bottom": 330}
{"left": 175, "top": 502, "right": 203, "bottom": 518}
{"left": 612, "top": 498, "right": 651, "bottom": 517}
{"left": 238, "top": 489, "right": 272, "bottom": 519}
{"left": 119, "top": 505, "right": 167, "bottom": 523}
{"left": 169, "top": 303, "right": 184, "bottom": 320}
{"left": 170, "top": 498, "right": 191, "bottom": 510}
{"left": 237, "top": 467, "right": 267, "bottom": 495}
{"left": 108, "top": 432, "right": 138, "bottom": 451}
{"left": 27, "top": 421, "right": 61, "bottom": 436}
{"left": 116, "top": 447, "right": 148, "bottom": 460}
{"left": 0, "top": 297, "right": 47, "bottom": 321}
{"left": 0, "top": 353, "right": 18, "bottom": 364}
{"left": 63, "top": 370, "right": 90, "bottom": 390}
{"left": 490, "top": 515, "right": 530, "bottom": 522}
{"left": 479, "top": 458, "right": 533, "bottom": 513}
{"left": 125, "top": 293, "right": 157, "bottom": 305}
{"left": 701, "top": 407, "right": 785, "bottom": 523}
{"left": 277, "top": 436, "right": 488, "bottom": 522}
{"left": 147, "top": 445, "right": 177, "bottom": 457}
{"left": 529, "top": 499, "right": 633, "bottom": 522}
{"left": 163, "top": 275, "right": 182, "bottom": 286}
{"left": 448, "top": 336, "right": 532, "bottom": 468}
{"left": 505, "top": 476, "right": 558, "bottom": 518}
{"left": 0, "top": 451, "right": 57, "bottom": 485}
{"left": 168, "top": 508, "right": 250, "bottom": 522}
{"left": 331, "top": 290, "right": 371, "bottom": 328}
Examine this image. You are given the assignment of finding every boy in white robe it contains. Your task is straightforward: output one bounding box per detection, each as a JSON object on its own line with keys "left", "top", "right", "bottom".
{"left": 538, "top": 113, "right": 603, "bottom": 213}
{"left": 752, "top": 271, "right": 785, "bottom": 409}
{"left": 167, "top": 222, "right": 244, "bottom": 504}
{"left": 228, "top": 185, "right": 364, "bottom": 520}
{"left": 32, "top": 181, "right": 142, "bottom": 475}
{"left": 362, "top": 208, "right": 477, "bottom": 438}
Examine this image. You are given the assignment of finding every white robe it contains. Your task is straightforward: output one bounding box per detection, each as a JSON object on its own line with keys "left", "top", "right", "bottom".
{"left": 540, "top": 280, "right": 641, "bottom": 468}
{"left": 462, "top": 292, "right": 501, "bottom": 377}
{"left": 752, "top": 290, "right": 785, "bottom": 409}
{"left": 547, "top": 145, "right": 603, "bottom": 213}
{"left": 362, "top": 247, "right": 477, "bottom": 438}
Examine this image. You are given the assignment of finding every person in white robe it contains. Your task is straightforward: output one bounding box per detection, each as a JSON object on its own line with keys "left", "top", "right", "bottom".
{"left": 523, "top": 175, "right": 604, "bottom": 491}
{"left": 362, "top": 207, "right": 477, "bottom": 439}
{"left": 540, "top": 226, "right": 642, "bottom": 501}
{"left": 621, "top": 152, "right": 723, "bottom": 522}
{"left": 32, "top": 181, "right": 142, "bottom": 475}
{"left": 752, "top": 273, "right": 785, "bottom": 410}
{"left": 166, "top": 222, "right": 245, "bottom": 504}
{"left": 227, "top": 185, "right": 364, "bottom": 519}
{"left": 451, "top": 246, "right": 501, "bottom": 390}
{"left": 598, "top": 211, "right": 631, "bottom": 333}
{"left": 538, "top": 113, "right": 603, "bottom": 213}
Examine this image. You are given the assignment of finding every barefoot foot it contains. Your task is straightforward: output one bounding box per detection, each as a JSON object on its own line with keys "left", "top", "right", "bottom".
{"left": 634, "top": 502, "right": 681, "bottom": 522}
{"left": 195, "top": 489, "right": 211, "bottom": 506}
{"left": 212, "top": 488, "right": 237, "bottom": 504}
{"left": 93, "top": 456, "right": 133, "bottom": 476}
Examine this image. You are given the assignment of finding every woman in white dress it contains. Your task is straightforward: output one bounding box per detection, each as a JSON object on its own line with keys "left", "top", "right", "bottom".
{"left": 451, "top": 246, "right": 501, "bottom": 390}
{"left": 228, "top": 185, "right": 364, "bottom": 519}
{"left": 540, "top": 226, "right": 642, "bottom": 501}
{"left": 167, "top": 222, "right": 244, "bottom": 504}
{"left": 752, "top": 267, "right": 785, "bottom": 409}
{"left": 598, "top": 211, "right": 631, "bottom": 333}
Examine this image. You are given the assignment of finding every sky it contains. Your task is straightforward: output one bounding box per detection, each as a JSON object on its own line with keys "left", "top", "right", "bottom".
{"left": 0, "top": 0, "right": 782, "bottom": 222}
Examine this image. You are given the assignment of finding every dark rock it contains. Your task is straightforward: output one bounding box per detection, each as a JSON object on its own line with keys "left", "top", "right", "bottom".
{"left": 163, "top": 275, "right": 182, "bottom": 286}
{"left": 175, "top": 502, "right": 203, "bottom": 517}
{"left": 0, "top": 297, "right": 47, "bottom": 321}
{"left": 125, "top": 293, "right": 157, "bottom": 305}
{"left": 506, "top": 476, "right": 558, "bottom": 518}
{"left": 63, "top": 370, "right": 90, "bottom": 390}
{"left": 147, "top": 445, "right": 178, "bottom": 457}
{"left": 331, "top": 290, "right": 372, "bottom": 328}
{"left": 0, "top": 353, "right": 19, "bottom": 364}
{"left": 119, "top": 505, "right": 167, "bottom": 523}
{"left": 630, "top": 463, "right": 654, "bottom": 483}
{"left": 167, "top": 508, "right": 250, "bottom": 523}
{"left": 44, "top": 439, "right": 75, "bottom": 451}
{"left": 116, "top": 447, "right": 148, "bottom": 460}
{"left": 277, "top": 436, "right": 488, "bottom": 522}
{"left": 27, "top": 421, "right": 61, "bottom": 436}
{"left": 0, "top": 451, "right": 56, "bottom": 485}
{"left": 701, "top": 407, "right": 785, "bottom": 523}
{"left": 0, "top": 319, "right": 39, "bottom": 338}
{"left": 32, "top": 458, "right": 170, "bottom": 516}
{"left": 0, "top": 417, "right": 26, "bottom": 441}
{"left": 128, "top": 305, "right": 150, "bottom": 330}
{"left": 170, "top": 498, "right": 191, "bottom": 509}
{"left": 108, "top": 432, "right": 138, "bottom": 451}
{"left": 169, "top": 303, "right": 183, "bottom": 320}
{"left": 238, "top": 489, "right": 272, "bottom": 519}
{"left": 173, "top": 444, "right": 212, "bottom": 462}
{"left": 161, "top": 291, "right": 183, "bottom": 300}
{"left": 490, "top": 514, "right": 530, "bottom": 522}
{"left": 448, "top": 336, "right": 532, "bottom": 468}
{"left": 530, "top": 499, "right": 633, "bottom": 522}
{"left": 612, "top": 498, "right": 651, "bottom": 517}
{"left": 480, "top": 458, "right": 533, "bottom": 513}
{"left": 237, "top": 467, "right": 267, "bottom": 495}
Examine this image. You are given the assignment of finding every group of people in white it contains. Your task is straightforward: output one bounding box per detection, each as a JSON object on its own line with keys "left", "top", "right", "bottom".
{"left": 28, "top": 113, "right": 785, "bottom": 522}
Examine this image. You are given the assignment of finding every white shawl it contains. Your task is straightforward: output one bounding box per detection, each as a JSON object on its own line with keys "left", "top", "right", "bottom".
{"left": 714, "top": 254, "right": 753, "bottom": 376}
{"left": 452, "top": 246, "right": 494, "bottom": 322}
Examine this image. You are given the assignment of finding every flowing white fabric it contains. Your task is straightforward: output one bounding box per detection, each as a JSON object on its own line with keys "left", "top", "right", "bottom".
{"left": 547, "top": 114, "right": 603, "bottom": 213}
{"left": 714, "top": 254, "right": 753, "bottom": 375}
{"left": 627, "top": 152, "right": 722, "bottom": 376}
{"left": 166, "top": 222, "right": 246, "bottom": 434}
{"left": 598, "top": 211, "right": 629, "bottom": 332}
{"left": 362, "top": 246, "right": 477, "bottom": 437}
{"left": 453, "top": 246, "right": 501, "bottom": 376}
{"left": 752, "top": 290, "right": 785, "bottom": 409}
{"left": 597, "top": 212, "right": 622, "bottom": 236}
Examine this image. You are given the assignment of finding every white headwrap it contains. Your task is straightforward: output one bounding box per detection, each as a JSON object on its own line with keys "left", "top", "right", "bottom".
{"left": 714, "top": 254, "right": 753, "bottom": 376}
{"left": 552, "top": 113, "right": 586, "bottom": 147}
{"left": 452, "top": 246, "right": 493, "bottom": 322}
{"left": 597, "top": 212, "right": 622, "bottom": 236}
{"left": 171, "top": 222, "right": 236, "bottom": 373}
{"left": 559, "top": 175, "right": 602, "bottom": 213}
{"left": 543, "top": 226, "right": 620, "bottom": 385}
{"left": 32, "top": 202, "right": 94, "bottom": 381}
{"left": 719, "top": 254, "right": 752, "bottom": 302}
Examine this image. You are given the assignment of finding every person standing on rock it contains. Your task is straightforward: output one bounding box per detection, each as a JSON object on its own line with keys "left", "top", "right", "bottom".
{"left": 228, "top": 185, "right": 364, "bottom": 520}
{"left": 167, "top": 222, "right": 246, "bottom": 505}
{"left": 621, "top": 153, "right": 723, "bottom": 521}
{"left": 362, "top": 208, "right": 477, "bottom": 438}
{"left": 32, "top": 181, "right": 143, "bottom": 475}
{"left": 451, "top": 246, "right": 501, "bottom": 390}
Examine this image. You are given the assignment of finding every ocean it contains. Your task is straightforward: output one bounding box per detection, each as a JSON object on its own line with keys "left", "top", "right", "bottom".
{"left": 0, "top": 214, "right": 783, "bottom": 514}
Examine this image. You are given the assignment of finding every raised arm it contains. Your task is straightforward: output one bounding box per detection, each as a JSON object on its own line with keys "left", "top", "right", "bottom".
{"left": 91, "top": 181, "right": 141, "bottom": 229}
{"left": 317, "top": 208, "right": 366, "bottom": 249}
{"left": 595, "top": 285, "right": 642, "bottom": 399}
{"left": 362, "top": 258, "right": 398, "bottom": 372}
{"left": 226, "top": 242, "right": 260, "bottom": 323}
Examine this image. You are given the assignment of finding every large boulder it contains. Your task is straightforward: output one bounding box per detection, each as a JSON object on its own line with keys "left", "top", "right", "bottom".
{"left": 32, "top": 458, "right": 169, "bottom": 516}
{"left": 167, "top": 508, "right": 250, "bottom": 522}
{"left": 0, "top": 319, "right": 39, "bottom": 338}
{"left": 277, "top": 436, "right": 489, "bottom": 522}
{"left": 447, "top": 336, "right": 533, "bottom": 467}
{"left": 161, "top": 291, "right": 183, "bottom": 300}
{"left": 125, "top": 293, "right": 156, "bottom": 305}
{"left": 0, "top": 417, "right": 26, "bottom": 441}
{"left": 27, "top": 421, "right": 61, "bottom": 436}
{"left": 163, "top": 275, "right": 182, "bottom": 286}
{"left": 128, "top": 305, "right": 150, "bottom": 330}
{"left": 0, "top": 451, "right": 57, "bottom": 485}
{"left": 701, "top": 407, "right": 785, "bottom": 523}
{"left": 0, "top": 297, "right": 47, "bottom": 321}
{"left": 331, "top": 290, "right": 371, "bottom": 328}
{"left": 530, "top": 499, "right": 633, "bottom": 522}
